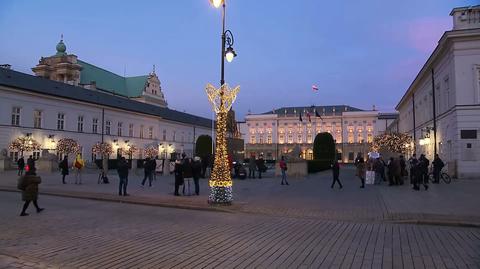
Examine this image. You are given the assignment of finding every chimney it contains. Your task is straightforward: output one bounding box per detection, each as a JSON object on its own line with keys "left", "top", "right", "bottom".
{"left": 372, "top": 105, "right": 376, "bottom": 111}
{"left": 450, "top": 5, "right": 480, "bottom": 30}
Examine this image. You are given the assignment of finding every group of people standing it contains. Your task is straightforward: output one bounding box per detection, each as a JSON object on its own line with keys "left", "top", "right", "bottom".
{"left": 248, "top": 154, "right": 266, "bottom": 179}
{"left": 174, "top": 153, "right": 202, "bottom": 196}
{"left": 58, "top": 154, "right": 85, "bottom": 184}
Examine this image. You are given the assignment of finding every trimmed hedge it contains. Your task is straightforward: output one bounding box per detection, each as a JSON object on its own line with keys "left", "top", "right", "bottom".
{"left": 313, "top": 132, "right": 336, "bottom": 161}
{"left": 307, "top": 159, "right": 332, "bottom": 173}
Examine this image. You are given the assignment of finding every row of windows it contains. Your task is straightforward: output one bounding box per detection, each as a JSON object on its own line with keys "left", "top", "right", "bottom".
{"left": 10, "top": 107, "right": 190, "bottom": 141}
{"left": 248, "top": 120, "right": 376, "bottom": 127}
{"left": 250, "top": 132, "right": 373, "bottom": 144}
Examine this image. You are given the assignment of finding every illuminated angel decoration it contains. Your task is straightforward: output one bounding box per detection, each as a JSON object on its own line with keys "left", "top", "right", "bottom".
{"left": 205, "top": 83, "right": 240, "bottom": 113}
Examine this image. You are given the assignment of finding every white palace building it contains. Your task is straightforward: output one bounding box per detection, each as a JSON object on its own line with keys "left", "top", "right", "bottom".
{"left": 395, "top": 6, "right": 480, "bottom": 179}
{"left": 0, "top": 39, "right": 212, "bottom": 166}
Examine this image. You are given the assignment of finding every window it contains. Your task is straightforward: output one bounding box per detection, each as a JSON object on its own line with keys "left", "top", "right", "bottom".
{"left": 148, "top": 127, "right": 153, "bottom": 139}
{"left": 11, "top": 107, "right": 20, "bottom": 126}
{"left": 129, "top": 124, "right": 134, "bottom": 137}
{"left": 307, "top": 134, "right": 313, "bottom": 144}
{"left": 139, "top": 125, "right": 144, "bottom": 138}
{"left": 297, "top": 134, "right": 303, "bottom": 143}
{"left": 279, "top": 134, "right": 285, "bottom": 144}
{"left": 33, "top": 110, "right": 42, "bottom": 128}
{"left": 105, "top": 121, "right": 111, "bottom": 135}
{"left": 357, "top": 132, "right": 363, "bottom": 143}
{"left": 267, "top": 134, "right": 272, "bottom": 144}
{"left": 367, "top": 133, "right": 373, "bottom": 143}
{"left": 57, "top": 113, "right": 65, "bottom": 130}
{"left": 163, "top": 130, "right": 167, "bottom": 141}
{"left": 77, "top": 116, "right": 84, "bottom": 132}
{"left": 259, "top": 134, "right": 264, "bottom": 144}
{"left": 92, "top": 118, "right": 98, "bottom": 134}
{"left": 348, "top": 132, "right": 354, "bottom": 143}
{"left": 117, "top": 122, "right": 123, "bottom": 136}
{"left": 348, "top": 152, "right": 354, "bottom": 161}
{"left": 250, "top": 135, "right": 256, "bottom": 144}
{"left": 288, "top": 134, "right": 293, "bottom": 144}
{"left": 9, "top": 151, "right": 19, "bottom": 162}
{"left": 33, "top": 151, "right": 40, "bottom": 160}
{"left": 461, "top": 130, "right": 477, "bottom": 139}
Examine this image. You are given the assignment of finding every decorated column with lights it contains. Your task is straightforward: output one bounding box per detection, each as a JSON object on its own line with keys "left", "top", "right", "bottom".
{"left": 206, "top": 83, "right": 239, "bottom": 204}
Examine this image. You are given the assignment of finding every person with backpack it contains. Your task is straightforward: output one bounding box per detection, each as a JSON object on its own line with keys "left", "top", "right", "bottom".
{"left": 17, "top": 168, "right": 44, "bottom": 216}
{"left": 59, "top": 156, "right": 69, "bottom": 184}
{"left": 279, "top": 156, "right": 289, "bottom": 185}
{"left": 73, "top": 154, "right": 84, "bottom": 184}
{"left": 432, "top": 154, "right": 445, "bottom": 184}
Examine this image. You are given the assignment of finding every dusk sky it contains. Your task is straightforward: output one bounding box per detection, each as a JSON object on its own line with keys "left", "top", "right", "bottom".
{"left": 1, "top": 0, "right": 478, "bottom": 120}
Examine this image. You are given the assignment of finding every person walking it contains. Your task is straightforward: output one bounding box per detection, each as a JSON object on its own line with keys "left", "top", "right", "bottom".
{"left": 173, "top": 160, "right": 183, "bottom": 196}
{"left": 59, "top": 156, "right": 69, "bottom": 184}
{"left": 192, "top": 156, "right": 202, "bottom": 195}
{"left": 417, "top": 154, "right": 429, "bottom": 190}
{"left": 73, "top": 154, "right": 84, "bottom": 184}
{"left": 279, "top": 156, "right": 289, "bottom": 185}
{"left": 17, "top": 156, "right": 25, "bottom": 176}
{"left": 17, "top": 168, "right": 44, "bottom": 216}
{"left": 141, "top": 157, "right": 154, "bottom": 187}
{"left": 387, "top": 157, "right": 395, "bottom": 186}
{"left": 354, "top": 153, "right": 363, "bottom": 167}
{"left": 248, "top": 155, "right": 256, "bottom": 179}
{"left": 331, "top": 160, "right": 343, "bottom": 189}
{"left": 117, "top": 157, "right": 129, "bottom": 196}
{"left": 356, "top": 157, "right": 366, "bottom": 188}
{"left": 393, "top": 157, "right": 403, "bottom": 185}
{"left": 432, "top": 154, "right": 445, "bottom": 184}
{"left": 399, "top": 155, "right": 407, "bottom": 183}
{"left": 408, "top": 154, "right": 418, "bottom": 185}
{"left": 256, "top": 154, "right": 265, "bottom": 179}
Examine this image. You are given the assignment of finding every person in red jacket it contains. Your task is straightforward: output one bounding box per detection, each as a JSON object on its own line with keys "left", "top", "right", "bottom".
{"left": 279, "top": 156, "right": 289, "bottom": 185}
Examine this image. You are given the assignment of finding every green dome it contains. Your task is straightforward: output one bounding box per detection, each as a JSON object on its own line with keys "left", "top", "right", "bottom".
{"left": 56, "top": 39, "right": 66, "bottom": 55}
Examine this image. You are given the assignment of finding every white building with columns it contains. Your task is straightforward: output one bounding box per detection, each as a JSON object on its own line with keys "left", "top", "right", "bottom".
{"left": 241, "top": 106, "right": 397, "bottom": 163}
{"left": 395, "top": 5, "right": 480, "bottom": 178}
{"left": 0, "top": 40, "right": 212, "bottom": 166}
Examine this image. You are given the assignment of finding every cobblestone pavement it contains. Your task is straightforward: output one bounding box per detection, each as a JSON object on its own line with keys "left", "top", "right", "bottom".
{"left": 1, "top": 192, "right": 479, "bottom": 269}
{"left": 1, "top": 166, "right": 479, "bottom": 224}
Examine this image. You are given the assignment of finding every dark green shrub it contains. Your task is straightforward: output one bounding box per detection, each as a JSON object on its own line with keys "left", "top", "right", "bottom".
{"left": 307, "top": 159, "right": 332, "bottom": 173}
{"left": 313, "top": 132, "right": 335, "bottom": 161}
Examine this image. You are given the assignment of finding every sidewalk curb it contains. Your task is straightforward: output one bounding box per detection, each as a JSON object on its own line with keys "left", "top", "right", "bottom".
{"left": 385, "top": 219, "right": 480, "bottom": 228}
{"left": 0, "top": 187, "right": 238, "bottom": 214}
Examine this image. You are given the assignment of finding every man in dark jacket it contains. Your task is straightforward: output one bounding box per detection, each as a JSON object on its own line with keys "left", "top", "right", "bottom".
{"left": 141, "top": 157, "right": 154, "bottom": 187}
{"left": 17, "top": 156, "right": 25, "bottom": 176}
{"left": 59, "top": 156, "right": 69, "bottom": 184}
{"left": 192, "top": 157, "right": 202, "bottom": 195}
{"left": 174, "top": 160, "right": 183, "bottom": 196}
{"left": 408, "top": 154, "right": 418, "bottom": 185}
{"left": 331, "top": 160, "right": 343, "bottom": 189}
{"left": 416, "top": 154, "right": 429, "bottom": 190}
{"left": 432, "top": 154, "right": 444, "bottom": 184}
{"left": 117, "top": 157, "right": 129, "bottom": 196}
{"left": 27, "top": 155, "right": 35, "bottom": 173}
{"left": 256, "top": 155, "right": 265, "bottom": 179}
{"left": 18, "top": 169, "right": 44, "bottom": 216}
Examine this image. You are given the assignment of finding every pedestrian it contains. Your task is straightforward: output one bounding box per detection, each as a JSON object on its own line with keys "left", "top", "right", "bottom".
{"left": 279, "top": 156, "right": 289, "bottom": 185}
{"left": 17, "top": 156, "right": 25, "bottom": 176}
{"left": 416, "top": 154, "right": 429, "bottom": 190}
{"left": 182, "top": 157, "right": 193, "bottom": 195}
{"left": 356, "top": 157, "right": 366, "bottom": 188}
{"left": 248, "top": 155, "right": 256, "bottom": 179}
{"left": 117, "top": 157, "right": 129, "bottom": 196}
{"left": 378, "top": 155, "right": 387, "bottom": 182}
{"left": 432, "top": 154, "right": 445, "bottom": 184}
{"left": 192, "top": 156, "right": 202, "bottom": 195}
{"left": 399, "top": 155, "right": 407, "bottom": 182}
{"left": 387, "top": 157, "right": 395, "bottom": 186}
{"left": 408, "top": 154, "right": 418, "bottom": 185}
{"left": 354, "top": 153, "right": 362, "bottom": 167}
{"left": 73, "top": 154, "right": 84, "bottom": 184}
{"left": 173, "top": 160, "right": 183, "bottom": 196}
{"left": 27, "top": 155, "right": 35, "bottom": 172}
{"left": 153, "top": 156, "right": 159, "bottom": 181}
{"left": 393, "top": 157, "right": 403, "bottom": 185}
{"left": 17, "top": 168, "right": 44, "bottom": 216}
{"left": 256, "top": 154, "right": 265, "bottom": 179}
{"left": 141, "top": 157, "right": 154, "bottom": 187}
{"left": 59, "top": 156, "right": 69, "bottom": 184}
{"left": 331, "top": 159, "right": 342, "bottom": 189}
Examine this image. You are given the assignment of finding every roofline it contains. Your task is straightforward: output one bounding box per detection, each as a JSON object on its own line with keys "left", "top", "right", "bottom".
{"left": 78, "top": 60, "right": 149, "bottom": 79}
{"left": 395, "top": 28, "right": 480, "bottom": 110}
{"left": 450, "top": 5, "right": 480, "bottom": 16}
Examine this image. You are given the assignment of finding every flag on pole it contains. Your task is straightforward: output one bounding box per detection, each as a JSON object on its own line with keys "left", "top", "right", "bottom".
{"left": 312, "top": 85, "right": 319, "bottom": 91}
{"left": 307, "top": 111, "right": 311, "bottom": 122}
{"left": 315, "top": 108, "right": 323, "bottom": 120}
{"left": 299, "top": 111, "right": 303, "bottom": 122}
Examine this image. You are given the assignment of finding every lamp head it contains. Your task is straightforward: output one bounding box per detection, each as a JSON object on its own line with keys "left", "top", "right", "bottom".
{"left": 225, "top": 46, "right": 237, "bottom": 63}
{"left": 210, "top": 0, "right": 223, "bottom": 8}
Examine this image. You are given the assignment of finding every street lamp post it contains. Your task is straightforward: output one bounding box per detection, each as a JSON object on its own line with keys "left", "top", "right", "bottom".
{"left": 206, "top": 0, "right": 239, "bottom": 204}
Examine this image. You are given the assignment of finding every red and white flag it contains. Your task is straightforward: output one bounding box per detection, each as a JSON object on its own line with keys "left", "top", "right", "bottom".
{"left": 312, "top": 85, "right": 319, "bottom": 91}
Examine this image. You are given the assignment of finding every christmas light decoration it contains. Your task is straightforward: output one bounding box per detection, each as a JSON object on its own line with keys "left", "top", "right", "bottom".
{"left": 205, "top": 83, "right": 240, "bottom": 204}
{"left": 9, "top": 136, "right": 41, "bottom": 155}
{"left": 92, "top": 142, "right": 113, "bottom": 156}
{"left": 144, "top": 146, "right": 158, "bottom": 158}
{"left": 56, "top": 138, "right": 80, "bottom": 155}
{"left": 372, "top": 133, "right": 413, "bottom": 154}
